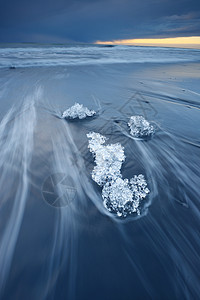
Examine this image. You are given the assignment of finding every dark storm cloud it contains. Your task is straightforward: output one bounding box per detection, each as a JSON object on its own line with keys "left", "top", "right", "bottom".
{"left": 0, "top": 0, "right": 199, "bottom": 43}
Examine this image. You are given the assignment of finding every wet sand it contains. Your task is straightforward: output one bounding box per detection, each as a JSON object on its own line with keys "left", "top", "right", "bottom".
{"left": 0, "top": 61, "right": 200, "bottom": 299}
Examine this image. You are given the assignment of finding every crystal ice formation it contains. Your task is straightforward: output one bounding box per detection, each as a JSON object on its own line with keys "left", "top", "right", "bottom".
{"left": 102, "top": 175, "right": 149, "bottom": 217}
{"left": 62, "top": 102, "right": 96, "bottom": 119}
{"left": 87, "top": 132, "right": 125, "bottom": 186}
{"left": 128, "top": 116, "right": 154, "bottom": 138}
{"left": 87, "top": 132, "right": 150, "bottom": 217}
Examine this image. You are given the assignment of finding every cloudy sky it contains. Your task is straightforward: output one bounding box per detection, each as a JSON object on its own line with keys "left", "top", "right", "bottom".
{"left": 0, "top": 0, "right": 199, "bottom": 43}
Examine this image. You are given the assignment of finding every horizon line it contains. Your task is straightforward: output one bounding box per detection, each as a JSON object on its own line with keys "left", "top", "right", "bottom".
{"left": 95, "top": 36, "right": 200, "bottom": 49}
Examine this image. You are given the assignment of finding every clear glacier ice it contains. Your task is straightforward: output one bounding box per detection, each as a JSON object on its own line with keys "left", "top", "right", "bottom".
{"left": 87, "top": 132, "right": 125, "bottom": 186}
{"left": 62, "top": 102, "right": 96, "bottom": 119}
{"left": 87, "top": 132, "right": 149, "bottom": 217}
{"left": 128, "top": 115, "right": 155, "bottom": 138}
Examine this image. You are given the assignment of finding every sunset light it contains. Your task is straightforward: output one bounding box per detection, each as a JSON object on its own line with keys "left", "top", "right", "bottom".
{"left": 96, "top": 36, "right": 200, "bottom": 49}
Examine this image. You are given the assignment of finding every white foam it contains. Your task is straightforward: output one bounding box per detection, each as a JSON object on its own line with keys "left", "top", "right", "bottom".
{"left": 0, "top": 45, "right": 199, "bottom": 68}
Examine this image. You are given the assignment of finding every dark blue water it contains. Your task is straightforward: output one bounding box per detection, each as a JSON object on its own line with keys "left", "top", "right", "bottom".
{"left": 0, "top": 46, "right": 200, "bottom": 300}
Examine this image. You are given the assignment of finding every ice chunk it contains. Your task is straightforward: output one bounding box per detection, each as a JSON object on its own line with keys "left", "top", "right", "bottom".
{"left": 102, "top": 175, "right": 149, "bottom": 217}
{"left": 128, "top": 115, "right": 154, "bottom": 138}
{"left": 87, "top": 132, "right": 125, "bottom": 186}
{"left": 87, "top": 132, "right": 149, "bottom": 217}
{"left": 62, "top": 102, "right": 96, "bottom": 119}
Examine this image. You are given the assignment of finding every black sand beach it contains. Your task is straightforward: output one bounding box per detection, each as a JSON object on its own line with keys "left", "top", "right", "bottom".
{"left": 0, "top": 45, "right": 200, "bottom": 299}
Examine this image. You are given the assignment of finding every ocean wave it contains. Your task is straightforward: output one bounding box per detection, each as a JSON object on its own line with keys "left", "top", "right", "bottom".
{"left": 0, "top": 45, "right": 200, "bottom": 68}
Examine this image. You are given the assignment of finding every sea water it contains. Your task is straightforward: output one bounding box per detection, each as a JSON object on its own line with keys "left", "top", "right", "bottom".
{"left": 0, "top": 44, "right": 200, "bottom": 300}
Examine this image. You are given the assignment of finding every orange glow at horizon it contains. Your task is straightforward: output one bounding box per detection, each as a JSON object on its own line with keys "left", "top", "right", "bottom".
{"left": 95, "top": 36, "right": 200, "bottom": 48}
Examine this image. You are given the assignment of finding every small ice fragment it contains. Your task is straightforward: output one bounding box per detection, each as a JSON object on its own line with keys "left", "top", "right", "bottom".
{"left": 128, "top": 116, "right": 154, "bottom": 138}
{"left": 62, "top": 102, "right": 96, "bottom": 119}
{"left": 87, "top": 132, "right": 150, "bottom": 217}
